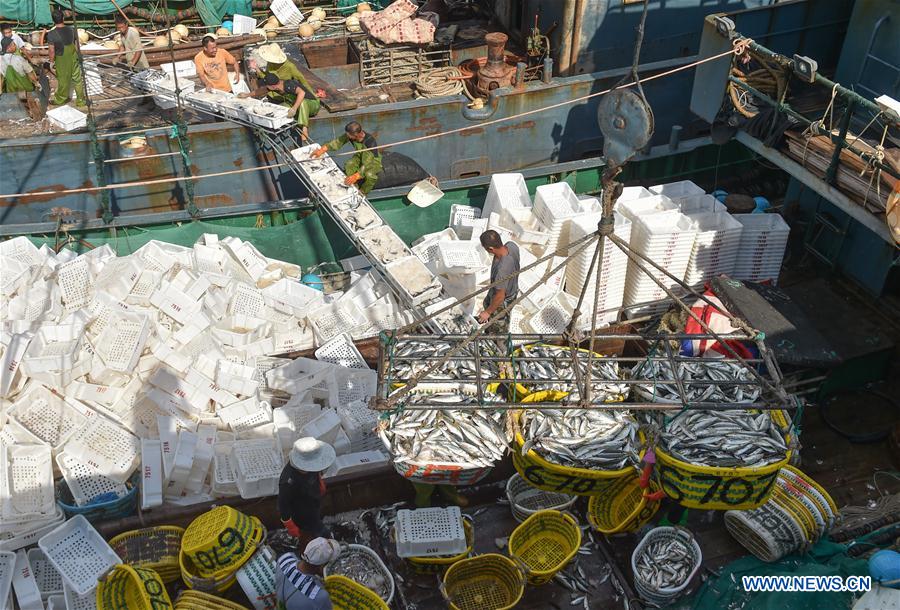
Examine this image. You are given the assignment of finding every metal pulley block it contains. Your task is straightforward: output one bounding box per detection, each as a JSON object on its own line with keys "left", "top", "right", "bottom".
{"left": 597, "top": 89, "right": 655, "bottom": 167}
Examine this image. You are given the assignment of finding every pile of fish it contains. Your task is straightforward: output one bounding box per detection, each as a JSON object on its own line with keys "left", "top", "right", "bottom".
{"left": 514, "top": 344, "right": 628, "bottom": 402}
{"left": 633, "top": 535, "right": 696, "bottom": 591}
{"left": 379, "top": 395, "right": 509, "bottom": 467}
{"left": 326, "top": 546, "right": 392, "bottom": 601}
{"left": 660, "top": 410, "right": 788, "bottom": 467}
{"left": 389, "top": 340, "right": 502, "bottom": 386}
{"left": 521, "top": 409, "right": 639, "bottom": 470}
{"left": 632, "top": 359, "right": 762, "bottom": 404}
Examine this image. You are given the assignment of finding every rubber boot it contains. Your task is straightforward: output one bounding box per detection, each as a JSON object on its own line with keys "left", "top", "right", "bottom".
{"left": 437, "top": 485, "right": 470, "bottom": 507}
{"left": 412, "top": 482, "right": 435, "bottom": 508}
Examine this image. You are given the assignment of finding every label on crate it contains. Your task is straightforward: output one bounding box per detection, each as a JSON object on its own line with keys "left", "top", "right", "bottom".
{"left": 512, "top": 450, "right": 623, "bottom": 496}
{"left": 656, "top": 461, "right": 781, "bottom": 509}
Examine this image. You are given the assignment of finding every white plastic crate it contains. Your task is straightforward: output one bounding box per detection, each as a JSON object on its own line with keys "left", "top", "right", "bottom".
{"left": 46, "top": 105, "right": 87, "bottom": 132}
{"left": 0, "top": 551, "right": 13, "bottom": 608}
{"left": 9, "top": 385, "right": 88, "bottom": 450}
{"left": 411, "top": 228, "right": 459, "bottom": 271}
{"left": 164, "top": 430, "right": 197, "bottom": 499}
{"left": 215, "top": 360, "right": 259, "bottom": 397}
{"left": 0, "top": 236, "right": 43, "bottom": 266}
{"left": 437, "top": 240, "right": 489, "bottom": 274}
{"left": 324, "top": 450, "right": 389, "bottom": 478}
{"left": 500, "top": 208, "right": 549, "bottom": 246}
{"left": 225, "top": 401, "right": 273, "bottom": 435}
{"left": 483, "top": 173, "right": 532, "bottom": 219}
{"left": 273, "top": 404, "right": 322, "bottom": 454}
{"left": 334, "top": 368, "right": 377, "bottom": 407}
{"left": 21, "top": 321, "right": 85, "bottom": 374}
{"left": 356, "top": 302, "right": 417, "bottom": 339}
{"left": 139, "top": 439, "right": 163, "bottom": 510}
{"left": 12, "top": 549, "right": 42, "bottom": 609}
{"left": 232, "top": 439, "right": 282, "bottom": 499}
{"left": 212, "top": 439, "right": 239, "bottom": 497}
{"left": 0, "top": 507, "right": 64, "bottom": 553}
{"left": 94, "top": 310, "right": 150, "bottom": 372}
{"left": 63, "top": 582, "right": 98, "bottom": 610}
{"left": 27, "top": 548, "right": 62, "bottom": 599}
{"left": 383, "top": 256, "right": 443, "bottom": 306}
{"left": 300, "top": 408, "right": 341, "bottom": 444}
{"left": 648, "top": 180, "right": 705, "bottom": 200}
{"left": 56, "top": 453, "right": 128, "bottom": 508}
{"left": 48, "top": 594, "right": 65, "bottom": 609}
{"left": 532, "top": 182, "right": 581, "bottom": 230}
{"left": 449, "top": 204, "right": 481, "bottom": 227}
{"left": 733, "top": 213, "right": 790, "bottom": 270}
{"left": 357, "top": 225, "right": 412, "bottom": 265}
{"left": 262, "top": 278, "right": 324, "bottom": 317}
{"left": 315, "top": 333, "right": 368, "bottom": 369}
{"left": 616, "top": 194, "right": 679, "bottom": 224}
{"left": 340, "top": 270, "right": 392, "bottom": 310}
{"left": 308, "top": 301, "right": 368, "bottom": 343}
{"left": 0, "top": 444, "right": 55, "bottom": 522}
{"left": 266, "top": 358, "right": 333, "bottom": 395}
{"left": 270, "top": 0, "right": 304, "bottom": 26}
{"left": 236, "top": 546, "right": 277, "bottom": 610}
{"left": 394, "top": 506, "right": 467, "bottom": 558}
{"left": 683, "top": 212, "right": 743, "bottom": 286}
{"left": 338, "top": 400, "right": 379, "bottom": 451}
{"left": 64, "top": 417, "right": 140, "bottom": 484}
{"left": 185, "top": 424, "right": 217, "bottom": 494}
{"left": 618, "top": 186, "right": 654, "bottom": 203}
{"left": 38, "top": 515, "right": 120, "bottom": 597}
{"left": 524, "top": 292, "right": 577, "bottom": 334}
{"left": 677, "top": 194, "right": 726, "bottom": 215}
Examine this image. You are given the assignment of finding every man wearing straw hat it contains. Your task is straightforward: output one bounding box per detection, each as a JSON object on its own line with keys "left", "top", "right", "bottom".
{"left": 279, "top": 438, "right": 336, "bottom": 550}
{"left": 276, "top": 537, "right": 342, "bottom": 610}
{"left": 248, "top": 43, "right": 321, "bottom": 139}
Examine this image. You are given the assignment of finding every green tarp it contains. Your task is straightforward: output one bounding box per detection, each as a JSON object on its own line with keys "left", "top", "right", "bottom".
{"left": 669, "top": 541, "right": 869, "bottom": 610}
{"left": 0, "top": 1, "right": 251, "bottom": 26}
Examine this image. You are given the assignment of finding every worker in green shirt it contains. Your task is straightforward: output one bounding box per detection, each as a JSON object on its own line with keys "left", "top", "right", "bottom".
{"left": 312, "top": 121, "right": 384, "bottom": 194}
{"left": 247, "top": 43, "right": 320, "bottom": 138}
{"left": 1, "top": 37, "right": 38, "bottom": 93}
{"left": 46, "top": 9, "right": 86, "bottom": 107}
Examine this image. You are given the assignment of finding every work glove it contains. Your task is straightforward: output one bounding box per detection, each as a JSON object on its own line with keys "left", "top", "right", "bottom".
{"left": 344, "top": 172, "right": 362, "bottom": 186}
{"left": 311, "top": 145, "right": 328, "bottom": 158}
{"left": 281, "top": 518, "right": 301, "bottom": 538}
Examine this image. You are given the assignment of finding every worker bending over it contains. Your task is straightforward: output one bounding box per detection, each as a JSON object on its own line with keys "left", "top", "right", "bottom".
{"left": 278, "top": 437, "right": 335, "bottom": 551}
{"left": 0, "top": 23, "right": 31, "bottom": 61}
{"left": 312, "top": 121, "right": 434, "bottom": 195}
{"left": 47, "top": 10, "right": 85, "bottom": 107}
{"left": 114, "top": 14, "right": 148, "bottom": 70}
{"left": 276, "top": 537, "right": 341, "bottom": 610}
{"left": 240, "top": 72, "right": 321, "bottom": 140}
{"left": 1, "top": 37, "right": 38, "bottom": 93}
{"left": 194, "top": 35, "right": 241, "bottom": 93}
{"left": 478, "top": 229, "right": 520, "bottom": 333}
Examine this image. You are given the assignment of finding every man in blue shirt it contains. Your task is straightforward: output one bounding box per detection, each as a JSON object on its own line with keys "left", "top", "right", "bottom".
{"left": 276, "top": 537, "right": 342, "bottom": 610}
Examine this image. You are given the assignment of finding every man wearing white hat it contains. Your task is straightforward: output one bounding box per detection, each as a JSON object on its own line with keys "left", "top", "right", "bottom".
{"left": 278, "top": 437, "right": 336, "bottom": 549}
{"left": 276, "top": 537, "right": 342, "bottom": 610}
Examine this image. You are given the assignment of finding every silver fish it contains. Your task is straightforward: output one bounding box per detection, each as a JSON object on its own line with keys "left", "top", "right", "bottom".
{"left": 634, "top": 537, "right": 696, "bottom": 591}
{"left": 632, "top": 359, "right": 762, "bottom": 404}
{"left": 381, "top": 392, "right": 509, "bottom": 466}
{"left": 522, "top": 408, "right": 639, "bottom": 470}
{"left": 326, "top": 548, "right": 392, "bottom": 600}
{"left": 513, "top": 344, "right": 629, "bottom": 402}
{"left": 659, "top": 409, "right": 787, "bottom": 468}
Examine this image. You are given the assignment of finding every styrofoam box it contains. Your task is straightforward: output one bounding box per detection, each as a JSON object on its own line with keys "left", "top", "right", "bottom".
{"left": 324, "top": 450, "right": 389, "bottom": 478}
{"left": 46, "top": 106, "right": 87, "bottom": 132}
{"left": 648, "top": 180, "right": 704, "bottom": 200}
{"left": 395, "top": 506, "right": 467, "bottom": 558}
{"left": 160, "top": 60, "right": 197, "bottom": 79}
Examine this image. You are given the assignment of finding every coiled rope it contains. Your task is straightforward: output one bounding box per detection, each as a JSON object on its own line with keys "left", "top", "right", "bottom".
{"left": 414, "top": 67, "right": 474, "bottom": 99}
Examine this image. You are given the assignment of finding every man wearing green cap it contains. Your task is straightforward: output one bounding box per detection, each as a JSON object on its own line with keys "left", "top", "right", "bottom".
{"left": 46, "top": 9, "right": 86, "bottom": 107}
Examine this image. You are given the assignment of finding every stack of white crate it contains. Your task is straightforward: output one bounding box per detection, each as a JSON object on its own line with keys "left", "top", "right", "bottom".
{"left": 565, "top": 212, "right": 632, "bottom": 328}
{"left": 531, "top": 182, "right": 583, "bottom": 256}
{"left": 683, "top": 212, "right": 744, "bottom": 287}
{"left": 732, "top": 214, "right": 791, "bottom": 283}
{"left": 623, "top": 211, "right": 697, "bottom": 315}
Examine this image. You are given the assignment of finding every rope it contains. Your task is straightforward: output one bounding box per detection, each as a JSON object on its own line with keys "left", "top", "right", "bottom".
{"left": 414, "top": 67, "right": 472, "bottom": 99}
{"left": 0, "top": 41, "right": 750, "bottom": 201}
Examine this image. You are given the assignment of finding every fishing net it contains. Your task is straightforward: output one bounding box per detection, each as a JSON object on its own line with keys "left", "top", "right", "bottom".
{"left": 667, "top": 540, "right": 869, "bottom": 610}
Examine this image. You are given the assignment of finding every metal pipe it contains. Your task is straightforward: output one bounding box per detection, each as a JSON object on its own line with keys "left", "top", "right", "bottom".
{"left": 97, "top": 151, "right": 183, "bottom": 164}
{"left": 542, "top": 57, "right": 553, "bottom": 83}
{"left": 568, "top": 0, "right": 587, "bottom": 76}
{"left": 557, "top": 0, "right": 577, "bottom": 77}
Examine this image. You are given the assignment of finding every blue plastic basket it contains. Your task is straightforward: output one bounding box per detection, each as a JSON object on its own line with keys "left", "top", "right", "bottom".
{"left": 56, "top": 472, "right": 139, "bottom": 523}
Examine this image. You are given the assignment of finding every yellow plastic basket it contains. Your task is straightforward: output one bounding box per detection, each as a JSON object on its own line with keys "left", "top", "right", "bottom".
{"left": 181, "top": 507, "right": 264, "bottom": 578}
{"left": 508, "top": 510, "right": 581, "bottom": 585}
{"left": 407, "top": 518, "right": 474, "bottom": 575}
{"left": 325, "top": 574, "right": 390, "bottom": 610}
{"left": 108, "top": 526, "right": 184, "bottom": 584}
{"left": 96, "top": 564, "right": 172, "bottom": 610}
{"left": 442, "top": 554, "right": 525, "bottom": 610}
{"left": 771, "top": 486, "right": 817, "bottom": 543}
{"left": 655, "top": 410, "right": 793, "bottom": 510}
{"left": 174, "top": 590, "right": 250, "bottom": 610}
{"left": 179, "top": 549, "right": 238, "bottom": 594}
{"left": 511, "top": 408, "right": 639, "bottom": 496}
{"left": 781, "top": 465, "right": 838, "bottom": 523}
{"left": 587, "top": 473, "right": 662, "bottom": 535}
